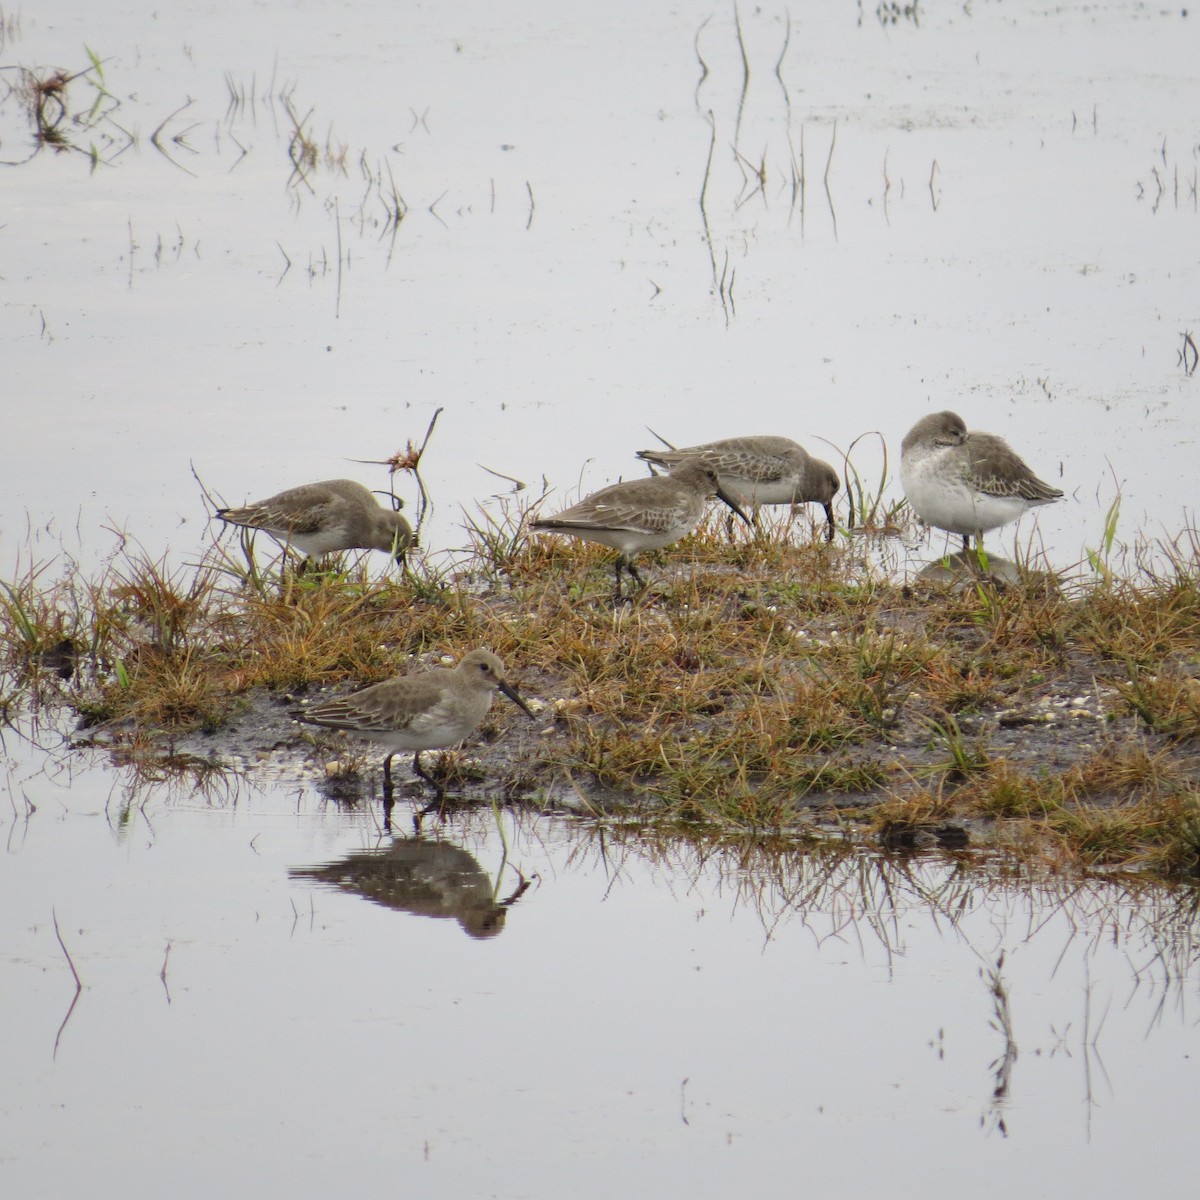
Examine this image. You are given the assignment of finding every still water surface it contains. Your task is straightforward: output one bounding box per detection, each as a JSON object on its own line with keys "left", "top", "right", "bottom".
{"left": 3, "top": 2, "right": 1199, "bottom": 1193}
{"left": 3, "top": 734, "right": 1198, "bottom": 1196}
{"left": 2, "top": 0, "right": 1197, "bottom": 573}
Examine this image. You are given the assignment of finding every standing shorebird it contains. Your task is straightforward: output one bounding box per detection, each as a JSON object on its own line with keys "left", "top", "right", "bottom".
{"left": 900, "top": 411, "right": 1064, "bottom": 550}
{"left": 215, "top": 479, "right": 413, "bottom": 571}
{"left": 529, "top": 459, "right": 750, "bottom": 602}
{"left": 636, "top": 435, "right": 840, "bottom": 541}
{"left": 291, "top": 648, "right": 535, "bottom": 801}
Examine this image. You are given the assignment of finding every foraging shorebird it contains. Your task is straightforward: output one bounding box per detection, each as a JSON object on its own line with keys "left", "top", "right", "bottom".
{"left": 900, "top": 411, "right": 1064, "bottom": 550}
{"left": 291, "top": 648, "right": 535, "bottom": 798}
{"left": 215, "top": 479, "right": 412, "bottom": 570}
{"left": 529, "top": 459, "right": 750, "bottom": 602}
{"left": 636, "top": 435, "right": 840, "bottom": 541}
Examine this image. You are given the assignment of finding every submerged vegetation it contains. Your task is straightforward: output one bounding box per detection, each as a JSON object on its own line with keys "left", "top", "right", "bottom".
{"left": 2, "top": 496, "right": 1199, "bottom": 885}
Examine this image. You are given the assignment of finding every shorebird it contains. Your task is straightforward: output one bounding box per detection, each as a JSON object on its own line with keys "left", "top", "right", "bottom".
{"left": 291, "top": 648, "right": 535, "bottom": 799}
{"left": 215, "top": 479, "right": 412, "bottom": 571}
{"left": 900, "top": 411, "right": 1063, "bottom": 550}
{"left": 636, "top": 435, "right": 840, "bottom": 541}
{"left": 529, "top": 459, "right": 750, "bottom": 602}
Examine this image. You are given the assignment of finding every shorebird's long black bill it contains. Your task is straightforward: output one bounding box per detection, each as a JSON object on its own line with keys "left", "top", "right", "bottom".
{"left": 393, "top": 529, "right": 416, "bottom": 570}
{"left": 716, "top": 487, "right": 753, "bottom": 529}
{"left": 499, "top": 681, "right": 537, "bottom": 720}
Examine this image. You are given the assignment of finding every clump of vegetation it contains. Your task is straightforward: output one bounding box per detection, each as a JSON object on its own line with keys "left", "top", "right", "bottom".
{"left": 2, "top": 494, "right": 1200, "bottom": 883}
{"left": 2, "top": 50, "right": 122, "bottom": 165}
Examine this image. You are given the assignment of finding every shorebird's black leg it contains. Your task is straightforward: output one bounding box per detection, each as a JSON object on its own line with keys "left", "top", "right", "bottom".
{"left": 824, "top": 503, "right": 836, "bottom": 543}
{"left": 961, "top": 534, "right": 971, "bottom": 552}
{"left": 613, "top": 557, "right": 645, "bottom": 604}
{"left": 610, "top": 557, "right": 647, "bottom": 605}
{"left": 413, "top": 797, "right": 445, "bottom": 830}
{"left": 381, "top": 753, "right": 397, "bottom": 832}
{"left": 412, "top": 751, "right": 441, "bottom": 789}
{"left": 612, "top": 558, "right": 626, "bottom": 604}
{"left": 724, "top": 507, "right": 761, "bottom": 541}
{"left": 409, "top": 751, "right": 448, "bottom": 829}
{"left": 500, "top": 868, "right": 533, "bottom": 909}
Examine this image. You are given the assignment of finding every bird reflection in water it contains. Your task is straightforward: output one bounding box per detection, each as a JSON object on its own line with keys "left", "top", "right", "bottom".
{"left": 289, "top": 835, "right": 531, "bottom": 939}
{"left": 915, "top": 550, "right": 1024, "bottom": 585}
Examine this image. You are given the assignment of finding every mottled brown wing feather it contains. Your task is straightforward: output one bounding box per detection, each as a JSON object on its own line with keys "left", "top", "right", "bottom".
{"left": 265, "top": 496, "right": 342, "bottom": 536}
{"left": 594, "top": 495, "right": 678, "bottom": 533}
{"left": 219, "top": 495, "right": 335, "bottom": 536}
{"left": 535, "top": 479, "right": 689, "bottom": 535}
{"left": 638, "top": 439, "right": 809, "bottom": 487}
{"left": 691, "top": 448, "right": 785, "bottom": 484}
{"left": 301, "top": 674, "right": 446, "bottom": 734}
{"left": 965, "top": 433, "right": 1063, "bottom": 502}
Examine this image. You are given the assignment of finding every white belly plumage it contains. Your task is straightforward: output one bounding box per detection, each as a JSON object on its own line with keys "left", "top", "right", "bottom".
{"left": 902, "top": 453, "right": 1029, "bottom": 537}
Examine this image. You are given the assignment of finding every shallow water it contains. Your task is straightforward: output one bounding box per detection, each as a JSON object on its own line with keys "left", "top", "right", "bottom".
{"left": 3, "top": 732, "right": 1198, "bottom": 1197}
{"left": 3, "top": 3, "right": 1200, "bottom": 1193}
{"left": 2, "top": 0, "right": 1197, "bottom": 576}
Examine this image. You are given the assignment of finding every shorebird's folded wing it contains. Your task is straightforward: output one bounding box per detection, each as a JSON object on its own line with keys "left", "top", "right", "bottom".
{"left": 966, "top": 434, "right": 1063, "bottom": 502}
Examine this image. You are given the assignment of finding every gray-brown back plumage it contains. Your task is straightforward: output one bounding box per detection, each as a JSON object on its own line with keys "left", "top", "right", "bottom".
{"left": 217, "top": 478, "right": 412, "bottom": 567}
{"left": 636, "top": 435, "right": 839, "bottom": 540}
{"left": 530, "top": 460, "right": 748, "bottom": 600}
